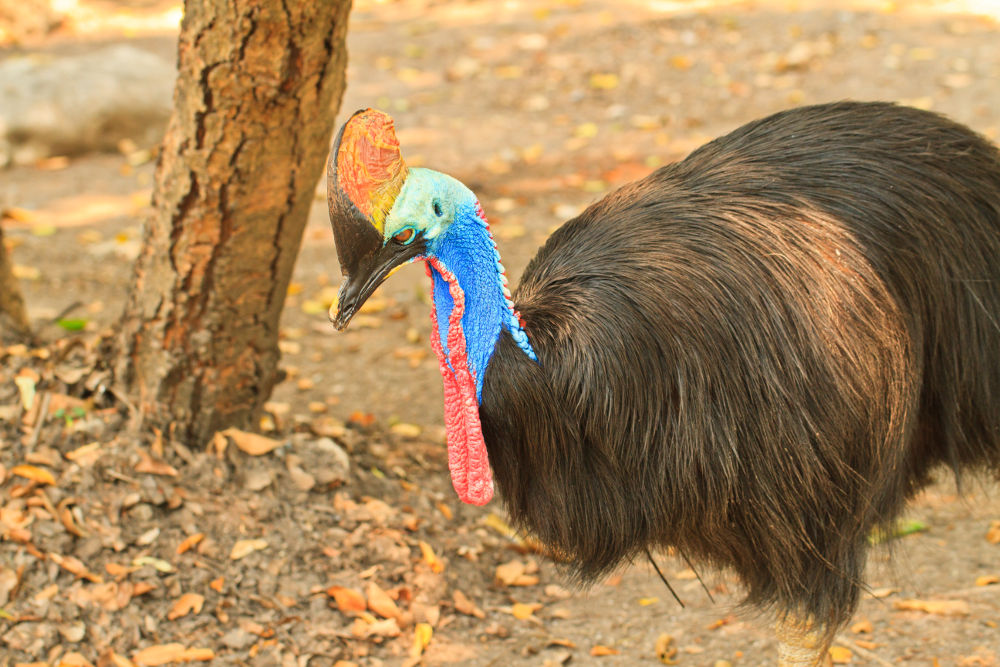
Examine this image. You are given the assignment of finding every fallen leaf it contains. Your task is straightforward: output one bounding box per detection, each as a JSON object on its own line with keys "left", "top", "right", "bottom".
{"left": 222, "top": 428, "right": 282, "bottom": 456}
{"left": 589, "top": 73, "right": 619, "bottom": 90}
{"left": 453, "top": 590, "right": 485, "bottom": 619}
{"left": 893, "top": 599, "right": 970, "bottom": 616}
{"left": 850, "top": 619, "right": 873, "bottom": 634}
{"left": 495, "top": 560, "right": 526, "bottom": 586}
{"left": 132, "top": 643, "right": 214, "bottom": 665}
{"left": 176, "top": 533, "right": 204, "bottom": 555}
{"left": 591, "top": 645, "right": 619, "bottom": 656}
{"left": 367, "top": 581, "right": 402, "bottom": 621}
{"left": 986, "top": 520, "right": 1000, "bottom": 544}
{"left": 55, "top": 651, "right": 93, "bottom": 667}
{"left": 829, "top": 645, "right": 853, "bottom": 663}
{"left": 229, "top": 539, "right": 267, "bottom": 560}
{"left": 209, "top": 577, "right": 224, "bottom": 593}
{"left": 510, "top": 602, "right": 542, "bottom": 620}
{"left": 974, "top": 575, "right": 999, "bottom": 586}
{"left": 410, "top": 622, "right": 433, "bottom": 659}
{"left": 14, "top": 368, "right": 38, "bottom": 410}
{"left": 132, "top": 556, "right": 174, "bottom": 573}
{"left": 351, "top": 616, "right": 401, "bottom": 638}
{"left": 655, "top": 633, "right": 677, "bottom": 664}
{"left": 65, "top": 442, "right": 102, "bottom": 466}
{"left": 390, "top": 422, "right": 422, "bottom": 438}
{"left": 12, "top": 464, "right": 56, "bottom": 485}
{"left": 167, "top": 593, "right": 204, "bottom": 621}
{"left": 135, "top": 451, "right": 178, "bottom": 477}
{"left": 419, "top": 541, "right": 444, "bottom": 573}
{"left": 50, "top": 552, "right": 102, "bottom": 582}
{"left": 328, "top": 586, "right": 367, "bottom": 614}
{"left": 639, "top": 597, "right": 659, "bottom": 606}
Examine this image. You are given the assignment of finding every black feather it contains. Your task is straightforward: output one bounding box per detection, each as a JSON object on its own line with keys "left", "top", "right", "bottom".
{"left": 479, "top": 101, "right": 1000, "bottom": 641}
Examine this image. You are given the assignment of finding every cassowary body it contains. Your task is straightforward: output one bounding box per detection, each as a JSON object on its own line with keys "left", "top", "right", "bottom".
{"left": 328, "top": 102, "right": 1000, "bottom": 664}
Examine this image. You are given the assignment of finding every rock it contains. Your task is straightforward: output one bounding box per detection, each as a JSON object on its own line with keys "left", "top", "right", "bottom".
{"left": 312, "top": 437, "right": 351, "bottom": 484}
{"left": 0, "top": 44, "right": 175, "bottom": 165}
{"left": 221, "top": 627, "right": 255, "bottom": 650}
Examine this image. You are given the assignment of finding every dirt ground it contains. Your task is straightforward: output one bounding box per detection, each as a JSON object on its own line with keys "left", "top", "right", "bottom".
{"left": 2, "top": 0, "right": 1000, "bottom": 665}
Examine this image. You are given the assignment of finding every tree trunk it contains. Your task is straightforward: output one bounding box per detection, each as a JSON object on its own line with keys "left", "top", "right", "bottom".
{"left": 114, "top": 0, "right": 352, "bottom": 443}
{"left": 0, "top": 224, "right": 31, "bottom": 337}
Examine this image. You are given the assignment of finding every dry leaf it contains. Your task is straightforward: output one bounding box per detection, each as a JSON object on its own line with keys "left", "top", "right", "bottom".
{"left": 419, "top": 540, "right": 444, "bottom": 573}
{"left": 986, "top": 520, "right": 1000, "bottom": 544}
{"left": 510, "top": 602, "right": 542, "bottom": 620}
{"left": 132, "top": 643, "right": 214, "bottom": 665}
{"left": 132, "top": 556, "right": 174, "bottom": 573}
{"left": 102, "top": 651, "right": 137, "bottom": 667}
{"left": 495, "top": 560, "right": 526, "bottom": 586}
{"left": 132, "top": 581, "right": 156, "bottom": 597}
{"left": 453, "top": 589, "right": 485, "bottom": 619}
{"left": 14, "top": 368, "right": 38, "bottom": 410}
{"left": 410, "top": 622, "right": 433, "bottom": 659}
{"left": 590, "top": 645, "right": 619, "bottom": 656}
{"left": 12, "top": 464, "right": 56, "bottom": 485}
{"left": 390, "top": 422, "right": 422, "bottom": 438}
{"left": 655, "top": 633, "right": 677, "bottom": 664}
{"left": 850, "top": 618, "right": 873, "bottom": 634}
{"left": 135, "top": 451, "right": 178, "bottom": 477}
{"left": 56, "top": 651, "right": 93, "bottom": 667}
{"left": 176, "top": 533, "right": 204, "bottom": 555}
{"left": 221, "top": 428, "right": 282, "bottom": 456}
{"left": 50, "top": 552, "right": 102, "bottom": 582}
{"left": 893, "top": 599, "right": 970, "bottom": 616}
{"left": 829, "top": 645, "right": 853, "bottom": 663}
{"left": 974, "top": 575, "right": 999, "bottom": 586}
{"left": 65, "top": 442, "right": 102, "bottom": 466}
{"left": 367, "top": 581, "right": 402, "bottom": 621}
{"left": 229, "top": 538, "right": 267, "bottom": 560}
{"left": 589, "top": 73, "right": 619, "bottom": 90}
{"left": 167, "top": 593, "right": 204, "bottom": 620}
{"left": 638, "top": 597, "right": 659, "bottom": 606}
{"left": 328, "top": 586, "right": 367, "bottom": 614}
{"left": 209, "top": 577, "right": 224, "bottom": 593}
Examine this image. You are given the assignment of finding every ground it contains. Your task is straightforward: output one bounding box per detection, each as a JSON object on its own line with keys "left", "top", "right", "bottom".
{"left": 1, "top": 0, "right": 999, "bottom": 665}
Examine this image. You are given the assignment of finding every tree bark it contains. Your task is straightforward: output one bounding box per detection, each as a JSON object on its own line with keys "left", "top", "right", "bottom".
{"left": 114, "top": 0, "right": 352, "bottom": 443}
{"left": 0, "top": 224, "right": 31, "bottom": 337}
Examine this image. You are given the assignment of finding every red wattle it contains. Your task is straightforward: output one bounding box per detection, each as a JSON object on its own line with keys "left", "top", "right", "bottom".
{"left": 426, "top": 258, "right": 494, "bottom": 505}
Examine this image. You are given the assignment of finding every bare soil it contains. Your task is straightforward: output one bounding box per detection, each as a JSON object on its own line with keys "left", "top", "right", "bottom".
{"left": 2, "top": 1, "right": 999, "bottom": 665}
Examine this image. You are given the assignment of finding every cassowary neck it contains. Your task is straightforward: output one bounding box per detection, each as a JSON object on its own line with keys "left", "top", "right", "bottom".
{"left": 425, "top": 200, "right": 535, "bottom": 505}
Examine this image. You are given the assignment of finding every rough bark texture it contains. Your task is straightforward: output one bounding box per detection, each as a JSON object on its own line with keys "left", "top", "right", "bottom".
{"left": 0, "top": 224, "right": 31, "bottom": 337}
{"left": 115, "top": 0, "right": 352, "bottom": 443}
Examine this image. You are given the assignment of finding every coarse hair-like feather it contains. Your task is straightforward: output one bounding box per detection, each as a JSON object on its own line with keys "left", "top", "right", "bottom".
{"left": 479, "top": 101, "right": 1000, "bottom": 641}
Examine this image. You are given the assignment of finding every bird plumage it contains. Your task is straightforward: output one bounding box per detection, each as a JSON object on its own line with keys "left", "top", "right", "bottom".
{"left": 329, "top": 101, "right": 1000, "bottom": 659}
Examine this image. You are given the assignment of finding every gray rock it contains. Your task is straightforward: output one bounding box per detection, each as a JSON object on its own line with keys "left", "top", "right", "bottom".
{"left": 0, "top": 44, "right": 175, "bottom": 165}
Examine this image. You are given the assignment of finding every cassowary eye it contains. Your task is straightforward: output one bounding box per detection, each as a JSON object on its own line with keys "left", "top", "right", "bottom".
{"left": 432, "top": 200, "right": 444, "bottom": 217}
{"left": 393, "top": 227, "right": 415, "bottom": 245}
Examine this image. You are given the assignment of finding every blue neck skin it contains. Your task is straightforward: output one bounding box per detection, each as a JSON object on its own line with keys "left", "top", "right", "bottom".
{"left": 428, "top": 201, "right": 536, "bottom": 401}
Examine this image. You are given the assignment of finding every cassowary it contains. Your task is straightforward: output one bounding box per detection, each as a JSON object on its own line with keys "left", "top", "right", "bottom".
{"left": 327, "top": 102, "right": 1000, "bottom": 665}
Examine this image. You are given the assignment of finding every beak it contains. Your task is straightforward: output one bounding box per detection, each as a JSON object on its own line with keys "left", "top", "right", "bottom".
{"left": 326, "top": 108, "right": 415, "bottom": 330}
{"left": 331, "top": 237, "right": 425, "bottom": 330}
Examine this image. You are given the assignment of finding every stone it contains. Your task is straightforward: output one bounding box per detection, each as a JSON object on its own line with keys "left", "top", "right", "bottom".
{"left": 0, "top": 44, "right": 175, "bottom": 165}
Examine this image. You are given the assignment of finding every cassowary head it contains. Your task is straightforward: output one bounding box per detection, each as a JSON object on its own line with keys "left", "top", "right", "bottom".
{"left": 328, "top": 108, "right": 534, "bottom": 506}
{"left": 328, "top": 108, "right": 480, "bottom": 330}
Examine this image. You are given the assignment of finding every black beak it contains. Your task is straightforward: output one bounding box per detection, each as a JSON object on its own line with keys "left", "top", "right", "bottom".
{"left": 327, "top": 109, "right": 419, "bottom": 330}
{"left": 331, "top": 237, "right": 425, "bottom": 330}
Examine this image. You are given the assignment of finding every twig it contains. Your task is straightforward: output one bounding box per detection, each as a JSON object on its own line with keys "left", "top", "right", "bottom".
{"left": 26, "top": 391, "right": 52, "bottom": 452}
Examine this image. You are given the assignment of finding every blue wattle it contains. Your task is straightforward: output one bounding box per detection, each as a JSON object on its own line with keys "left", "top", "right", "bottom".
{"left": 429, "top": 202, "right": 527, "bottom": 401}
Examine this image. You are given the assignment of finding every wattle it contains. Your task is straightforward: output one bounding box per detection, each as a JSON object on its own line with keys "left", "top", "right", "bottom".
{"left": 427, "top": 257, "right": 494, "bottom": 505}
